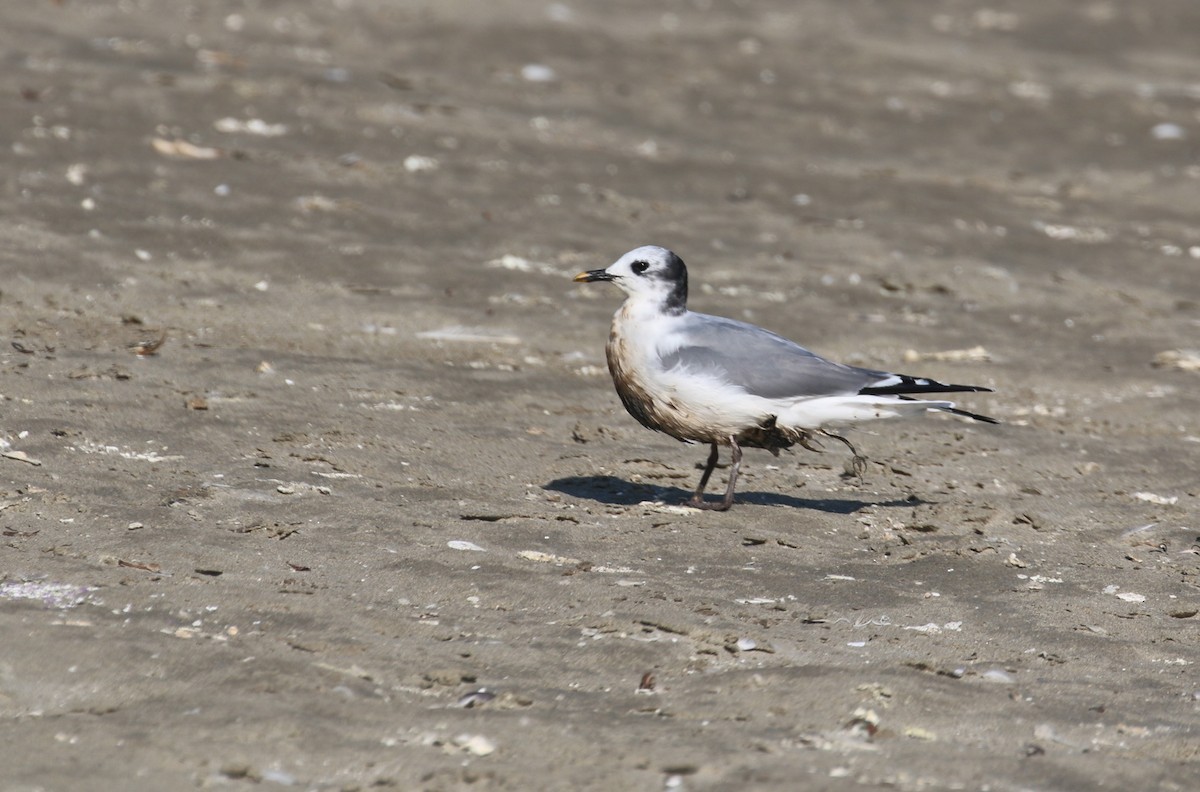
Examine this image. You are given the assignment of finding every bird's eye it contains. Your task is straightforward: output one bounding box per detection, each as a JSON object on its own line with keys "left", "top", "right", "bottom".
{"left": 631, "top": 260, "right": 650, "bottom": 274}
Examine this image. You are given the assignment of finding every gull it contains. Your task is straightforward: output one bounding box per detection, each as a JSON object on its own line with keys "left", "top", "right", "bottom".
{"left": 574, "top": 245, "right": 997, "bottom": 511}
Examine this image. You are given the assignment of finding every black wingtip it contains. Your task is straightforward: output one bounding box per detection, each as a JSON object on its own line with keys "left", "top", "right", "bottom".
{"left": 943, "top": 406, "right": 1000, "bottom": 424}
{"left": 860, "top": 379, "right": 993, "bottom": 396}
{"left": 893, "top": 393, "right": 999, "bottom": 424}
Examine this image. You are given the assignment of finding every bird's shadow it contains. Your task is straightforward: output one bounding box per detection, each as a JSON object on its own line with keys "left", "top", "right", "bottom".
{"left": 545, "top": 475, "right": 919, "bottom": 514}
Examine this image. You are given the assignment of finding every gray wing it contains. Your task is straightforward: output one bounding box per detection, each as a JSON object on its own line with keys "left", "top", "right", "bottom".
{"left": 661, "top": 313, "right": 886, "bottom": 399}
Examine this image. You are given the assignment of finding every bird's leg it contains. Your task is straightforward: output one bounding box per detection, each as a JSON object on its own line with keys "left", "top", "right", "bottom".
{"left": 691, "top": 436, "right": 741, "bottom": 511}
{"left": 820, "top": 430, "right": 868, "bottom": 479}
{"left": 688, "top": 443, "right": 720, "bottom": 507}
{"left": 716, "top": 436, "right": 743, "bottom": 511}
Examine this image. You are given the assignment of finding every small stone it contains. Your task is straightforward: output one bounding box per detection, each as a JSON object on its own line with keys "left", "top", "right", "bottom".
{"left": 520, "top": 64, "right": 557, "bottom": 82}
{"left": 903, "top": 726, "right": 937, "bottom": 741}
{"left": 455, "top": 734, "right": 496, "bottom": 756}
{"left": 1151, "top": 122, "right": 1186, "bottom": 140}
{"left": 403, "top": 155, "right": 439, "bottom": 173}
{"left": 1, "top": 450, "right": 42, "bottom": 466}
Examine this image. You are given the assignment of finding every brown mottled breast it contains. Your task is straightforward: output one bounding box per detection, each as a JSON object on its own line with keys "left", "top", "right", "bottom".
{"left": 605, "top": 315, "right": 774, "bottom": 446}
{"left": 605, "top": 329, "right": 671, "bottom": 436}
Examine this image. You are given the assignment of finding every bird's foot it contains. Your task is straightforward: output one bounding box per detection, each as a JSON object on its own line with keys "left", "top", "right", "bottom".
{"left": 687, "top": 495, "right": 733, "bottom": 512}
{"left": 844, "top": 454, "right": 869, "bottom": 480}
{"left": 818, "top": 430, "right": 867, "bottom": 481}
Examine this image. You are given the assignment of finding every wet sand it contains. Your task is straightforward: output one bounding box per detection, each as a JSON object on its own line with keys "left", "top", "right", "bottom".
{"left": 2, "top": 1, "right": 1198, "bottom": 789}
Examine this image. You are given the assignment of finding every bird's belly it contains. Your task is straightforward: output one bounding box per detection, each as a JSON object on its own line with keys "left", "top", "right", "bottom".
{"left": 605, "top": 336, "right": 770, "bottom": 444}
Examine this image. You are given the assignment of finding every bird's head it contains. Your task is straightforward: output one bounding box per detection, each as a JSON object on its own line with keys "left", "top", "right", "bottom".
{"left": 574, "top": 245, "right": 689, "bottom": 313}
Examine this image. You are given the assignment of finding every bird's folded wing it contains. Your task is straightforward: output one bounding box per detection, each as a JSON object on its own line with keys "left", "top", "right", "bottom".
{"left": 661, "top": 313, "right": 885, "bottom": 400}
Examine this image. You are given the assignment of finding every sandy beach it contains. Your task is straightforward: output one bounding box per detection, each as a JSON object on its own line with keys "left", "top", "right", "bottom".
{"left": 2, "top": 1, "right": 1197, "bottom": 789}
